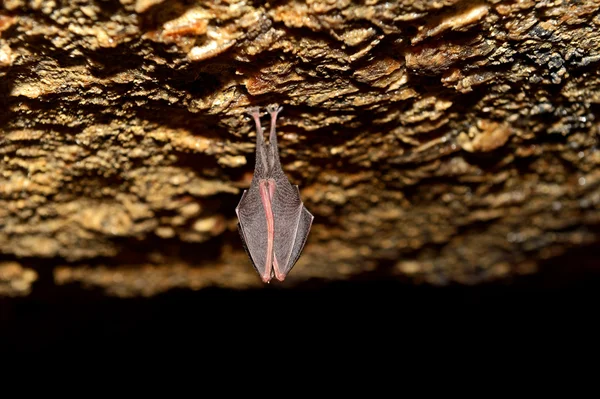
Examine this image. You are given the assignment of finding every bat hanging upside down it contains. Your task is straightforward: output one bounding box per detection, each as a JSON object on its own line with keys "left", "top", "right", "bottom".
{"left": 236, "top": 104, "right": 314, "bottom": 283}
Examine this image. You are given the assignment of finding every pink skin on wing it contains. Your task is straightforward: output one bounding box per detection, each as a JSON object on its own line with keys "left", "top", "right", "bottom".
{"left": 268, "top": 182, "right": 287, "bottom": 281}
{"left": 258, "top": 180, "right": 274, "bottom": 283}
{"left": 259, "top": 179, "right": 287, "bottom": 282}
{"left": 266, "top": 106, "right": 287, "bottom": 281}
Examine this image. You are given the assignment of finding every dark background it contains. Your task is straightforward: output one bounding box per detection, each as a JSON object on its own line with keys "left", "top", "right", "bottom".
{"left": 1, "top": 243, "right": 598, "bottom": 353}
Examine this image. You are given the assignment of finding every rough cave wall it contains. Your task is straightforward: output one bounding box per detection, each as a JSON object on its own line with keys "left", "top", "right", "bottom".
{"left": 0, "top": 0, "right": 599, "bottom": 297}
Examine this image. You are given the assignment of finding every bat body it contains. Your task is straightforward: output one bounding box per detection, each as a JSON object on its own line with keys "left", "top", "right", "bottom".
{"left": 236, "top": 105, "right": 313, "bottom": 283}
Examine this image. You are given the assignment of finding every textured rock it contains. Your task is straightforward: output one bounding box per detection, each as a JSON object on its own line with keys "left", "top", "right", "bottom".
{"left": 1, "top": 0, "right": 599, "bottom": 296}
{"left": 0, "top": 261, "right": 37, "bottom": 296}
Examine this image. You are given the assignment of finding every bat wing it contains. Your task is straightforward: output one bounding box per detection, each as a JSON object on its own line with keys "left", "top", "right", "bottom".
{"left": 272, "top": 184, "right": 314, "bottom": 280}
{"left": 235, "top": 186, "right": 269, "bottom": 278}
{"left": 286, "top": 204, "right": 313, "bottom": 273}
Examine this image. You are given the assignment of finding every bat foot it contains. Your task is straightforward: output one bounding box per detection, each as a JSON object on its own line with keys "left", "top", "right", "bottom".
{"left": 266, "top": 104, "right": 283, "bottom": 115}
{"left": 246, "top": 106, "right": 262, "bottom": 117}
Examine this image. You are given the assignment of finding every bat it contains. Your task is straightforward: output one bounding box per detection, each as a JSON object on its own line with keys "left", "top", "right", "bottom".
{"left": 235, "top": 104, "right": 314, "bottom": 283}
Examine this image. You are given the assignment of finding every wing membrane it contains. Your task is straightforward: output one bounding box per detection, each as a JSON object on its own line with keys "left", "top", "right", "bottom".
{"left": 286, "top": 204, "right": 314, "bottom": 275}
{"left": 271, "top": 182, "right": 312, "bottom": 280}
{"left": 235, "top": 186, "right": 269, "bottom": 280}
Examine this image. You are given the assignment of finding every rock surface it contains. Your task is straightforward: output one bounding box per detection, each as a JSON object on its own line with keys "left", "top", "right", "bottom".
{"left": 0, "top": 0, "right": 599, "bottom": 296}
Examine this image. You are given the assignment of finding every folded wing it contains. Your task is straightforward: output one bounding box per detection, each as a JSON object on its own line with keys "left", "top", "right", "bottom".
{"left": 235, "top": 186, "right": 269, "bottom": 280}
{"left": 272, "top": 184, "right": 313, "bottom": 280}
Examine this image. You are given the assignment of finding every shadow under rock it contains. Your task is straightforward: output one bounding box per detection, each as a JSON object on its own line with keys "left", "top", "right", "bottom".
{"left": 0, "top": 242, "right": 598, "bottom": 353}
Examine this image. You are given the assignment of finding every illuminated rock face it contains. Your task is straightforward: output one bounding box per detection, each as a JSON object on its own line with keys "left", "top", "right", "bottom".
{"left": 0, "top": 1, "right": 599, "bottom": 296}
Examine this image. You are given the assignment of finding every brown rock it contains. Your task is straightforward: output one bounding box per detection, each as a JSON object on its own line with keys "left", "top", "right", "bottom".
{"left": 0, "top": 262, "right": 38, "bottom": 296}
{"left": 0, "top": 0, "right": 599, "bottom": 296}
